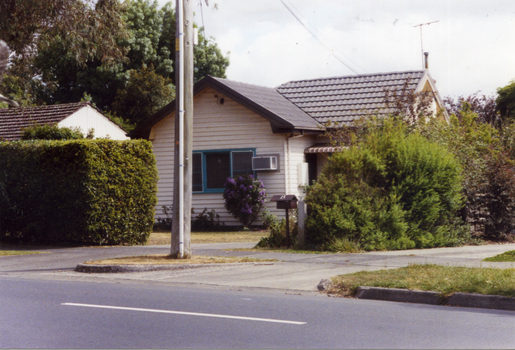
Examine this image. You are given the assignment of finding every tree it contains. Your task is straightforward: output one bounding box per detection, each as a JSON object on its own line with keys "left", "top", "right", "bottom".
{"left": 8, "top": 0, "right": 230, "bottom": 130}
{"left": 111, "top": 65, "right": 174, "bottom": 127}
{"left": 418, "top": 103, "right": 515, "bottom": 240}
{"left": 0, "top": 74, "right": 34, "bottom": 107}
{"left": 194, "top": 33, "right": 230, "bottom": 83}
{"left": 123, "top": 0, "right": 168, "bottom": 73}
{"left": 496, "top": 80, "right": 515, "bottom": 125}
{"left": 383, "top": 78, "right": 436, "bottom": 124}
{"left": 444, "top": 93, "right": 498, "bottom": 127}
{"left": 0, "top": 0, "right": 129, "bottom": 105}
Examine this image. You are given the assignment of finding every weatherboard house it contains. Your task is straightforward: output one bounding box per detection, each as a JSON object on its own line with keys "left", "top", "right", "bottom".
{"left": 0, "top": 101, "right": 129, "bottom": 141}
{"left": 131, "top": 70, "right": 448, "bottom": 224}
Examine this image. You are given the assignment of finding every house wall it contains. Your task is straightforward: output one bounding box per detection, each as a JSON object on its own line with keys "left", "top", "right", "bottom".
{"left": 150, "top": 87, "right": 317, "bottom": 226}
{"left": 284, "top": 135, "right": 318, "bottom": 200}
{"left": 58, "top": 106, "right": 129, "bottom": 140}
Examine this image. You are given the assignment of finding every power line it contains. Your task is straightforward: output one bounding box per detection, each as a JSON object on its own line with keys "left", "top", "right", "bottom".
{"left": 279, "top": 0, "right": 365, "bottom": 75}
{"left": 198, "top": 0, "right": 207, "bottom": 43}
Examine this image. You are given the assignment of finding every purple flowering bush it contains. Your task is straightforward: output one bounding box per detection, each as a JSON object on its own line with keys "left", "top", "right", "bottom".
{"left": 223, "top": 175, "right": 266, "bottom": 228}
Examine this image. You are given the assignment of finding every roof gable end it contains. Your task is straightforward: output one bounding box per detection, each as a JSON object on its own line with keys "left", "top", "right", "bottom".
{"left": 131, "top": 76, "right": 324, "bottom": 138}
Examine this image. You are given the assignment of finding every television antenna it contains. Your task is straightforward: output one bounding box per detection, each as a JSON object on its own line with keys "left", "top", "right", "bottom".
{"left": 413, "top": 21, "right": 439, "bottom": 69}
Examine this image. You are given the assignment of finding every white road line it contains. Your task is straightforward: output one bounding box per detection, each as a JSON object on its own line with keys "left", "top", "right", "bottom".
{"left": 61, "top": 302, "right": 306, "bottom": 325}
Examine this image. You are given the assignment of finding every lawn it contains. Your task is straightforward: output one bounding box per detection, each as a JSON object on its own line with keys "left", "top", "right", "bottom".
{"left": 483, "top": 250, "right": 515, "bottom": 262}
{"left": 329, "top": 264, "right": 515, "bottom": 298}
{"left": 0, "top": 250, "right": 44, "bottom": 257}
{"left": 148, "top": 231, "right": 267, "bottom": 245}
{"left": 85, "top": 254, "right": 277, "bottom": 265}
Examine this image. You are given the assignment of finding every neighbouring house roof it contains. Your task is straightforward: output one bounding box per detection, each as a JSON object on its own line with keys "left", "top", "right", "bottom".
{"left": 0, "top": 102, "right": 103, "bottom": 141}
{"left": 277, "top": 70, "right": 435, "bottom": 125}
{"left": 131, "top": 70, "right": 447, "bottom": 139}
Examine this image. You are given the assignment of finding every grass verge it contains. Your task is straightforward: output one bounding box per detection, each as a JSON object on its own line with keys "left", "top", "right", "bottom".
{"left": 329, "top": 264, "right": 515, "bottom": 298}
{"left": 85, "top": 254, "right": 277, "bottom": 265}
{"left": 484, "top": 250, "right": 515, "bottom": 262}
{"left": 231, "top": 247, "right": 334, "bottom": 254}
{"left": 0, "top": 250, "right": 44, "bottom": 257}
{"left": 148, "top": 231, "right": 267, "bottom": 245}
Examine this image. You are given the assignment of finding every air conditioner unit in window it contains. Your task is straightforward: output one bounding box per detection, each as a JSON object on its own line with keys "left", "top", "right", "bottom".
{"left": 252, "top": 156, "right": 278, "bottom": 171}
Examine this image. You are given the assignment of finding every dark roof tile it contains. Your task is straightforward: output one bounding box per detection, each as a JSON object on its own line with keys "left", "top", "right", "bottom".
{"left": 276, "top": 70, "right": 425, "bottom": 125}
{"left": 208, "top": 77, "right": 321, "bottom": 130}
{"left": 131, "top": 70, "right": 432, "bottom": 138}
{"left": 0, "top": 102, "right": 90, "bottom": 141}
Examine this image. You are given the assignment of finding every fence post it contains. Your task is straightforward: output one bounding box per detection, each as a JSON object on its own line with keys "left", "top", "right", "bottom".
{"left": 297, "top": 200, "right": 307, "bottom": 247}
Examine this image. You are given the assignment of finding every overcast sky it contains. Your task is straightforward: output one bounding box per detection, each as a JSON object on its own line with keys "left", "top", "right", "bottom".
{"left": 159, "top": 0, "right": 515, "bottom": 99}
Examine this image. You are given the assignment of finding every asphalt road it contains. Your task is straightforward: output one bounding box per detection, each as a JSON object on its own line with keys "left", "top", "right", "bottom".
{"left": 2, "top": 276, "right": 515, "bottom": 349}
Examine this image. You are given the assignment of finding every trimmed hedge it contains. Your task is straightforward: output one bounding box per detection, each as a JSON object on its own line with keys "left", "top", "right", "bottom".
{"left": 0, "top": 139, "right": 157, "bottom": 245}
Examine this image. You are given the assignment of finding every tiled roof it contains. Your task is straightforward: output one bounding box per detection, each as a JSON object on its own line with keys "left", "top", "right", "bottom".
{"left": 131, "top": 70, "right": 433, "bottom": 138}
{"left": 0, "top": 102, "right": 89, "bottom": 141}
{"left": 209, "top": 77, "right": 321, "bottom": 131}
{"left": 277, "top": 71, "right": 426, "bottom": 125}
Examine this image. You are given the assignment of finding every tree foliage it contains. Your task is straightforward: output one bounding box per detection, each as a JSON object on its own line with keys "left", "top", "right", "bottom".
{"left": 112, "top": 65, "right": 174, "bottom": 127}
{"left": 382, "top": 78, "right": 437, "bottom": 124}
{"left": 444, "top": 92, "right": 498, "bottom": 127}
{"left": 496, "top": 80, "right": 515, "bottom": 125}
{"left": 0, "top": 0, "right": 229, "bottom": 130}
{"left": 0, "top": 0, "right": 127, "bottom": 60}
{"left": 0, "top": 0, "right": 128, "bottom": 101}
{"left": 418, "top": 103, "right": 515, "bottom": 240}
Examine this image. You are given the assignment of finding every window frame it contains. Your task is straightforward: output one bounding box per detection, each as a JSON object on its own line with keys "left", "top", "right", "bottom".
{"left": 192, "top": 148, "right": 256, "bottom": 193}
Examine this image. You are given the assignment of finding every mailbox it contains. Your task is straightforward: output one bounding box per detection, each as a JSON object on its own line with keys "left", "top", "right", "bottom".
{"left": 270, "top": 195, "right": 298, "bottom": 248}
{"left": 270, "top": 195, "right": 298, "bottom": 210}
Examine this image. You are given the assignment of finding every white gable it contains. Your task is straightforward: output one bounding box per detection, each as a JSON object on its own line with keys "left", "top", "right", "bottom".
{"left": 57, "top": 105, "right": 129, "bottom": 140}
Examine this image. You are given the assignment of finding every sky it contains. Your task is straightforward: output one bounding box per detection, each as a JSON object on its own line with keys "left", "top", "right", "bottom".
{"left": 158, "top": 0, "right": 515, "bottom": 99}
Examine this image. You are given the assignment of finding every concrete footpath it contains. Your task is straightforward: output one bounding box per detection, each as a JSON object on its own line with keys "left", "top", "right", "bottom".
{"left": 1, "top": 242, "right": 515, "bottom": 311}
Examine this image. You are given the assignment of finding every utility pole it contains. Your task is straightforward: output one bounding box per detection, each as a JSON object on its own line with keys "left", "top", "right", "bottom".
{"left": 172, "top": 0, "right": 193, "bottom": 258}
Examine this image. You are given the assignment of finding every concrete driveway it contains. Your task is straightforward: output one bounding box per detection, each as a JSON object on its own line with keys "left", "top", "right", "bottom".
{"left": 1, "top": 242, "right": 515, "bottom": 293}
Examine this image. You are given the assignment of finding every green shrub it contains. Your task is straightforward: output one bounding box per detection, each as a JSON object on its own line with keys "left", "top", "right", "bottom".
{"left": 154, "top": 205, "right": 173, "bottom": 232}
{"left": 419, "top": 107, "right": 515, "bottom": 241}
{"left": 191, "top": 208, "right": 224, "bottom": 231}
{"left": 322, "top": 237, "right": 361, "bottom": 253}
{"left": 481, "top": 152, "right": 515, "bottom": 240}
{"left": 257, "top": 210, "right": 297, "bottom": 248}
{"left": 260, "top": 208, "right": 278, "bottom": 229}
{"left": 0, "top": 139, "right": 157, "bottom": 245}
{"left": 154, "top": 205, "right": 225, "bottom": 232}
{"left": 306, "top": 119, "right": 467, "bottom": 251}
{"left": 21, "top": 124, "right": 91, "bottom": 140}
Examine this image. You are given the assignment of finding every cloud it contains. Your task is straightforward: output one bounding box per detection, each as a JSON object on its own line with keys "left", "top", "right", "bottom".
{"left": 161, "top": 0, "right": 515, "bottom": 97}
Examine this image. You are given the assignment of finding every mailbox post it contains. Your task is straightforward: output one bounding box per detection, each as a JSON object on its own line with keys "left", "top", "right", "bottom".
{"left": 270, "top": 195, "right": 298, "bottom": 248}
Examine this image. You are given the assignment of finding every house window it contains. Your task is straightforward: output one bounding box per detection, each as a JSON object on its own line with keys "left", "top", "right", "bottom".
{"left": 192, "top": 153, "right": 203, "bottom": 192}
{"left": 192, "top": 149, "right": 255, "bottom": 193}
